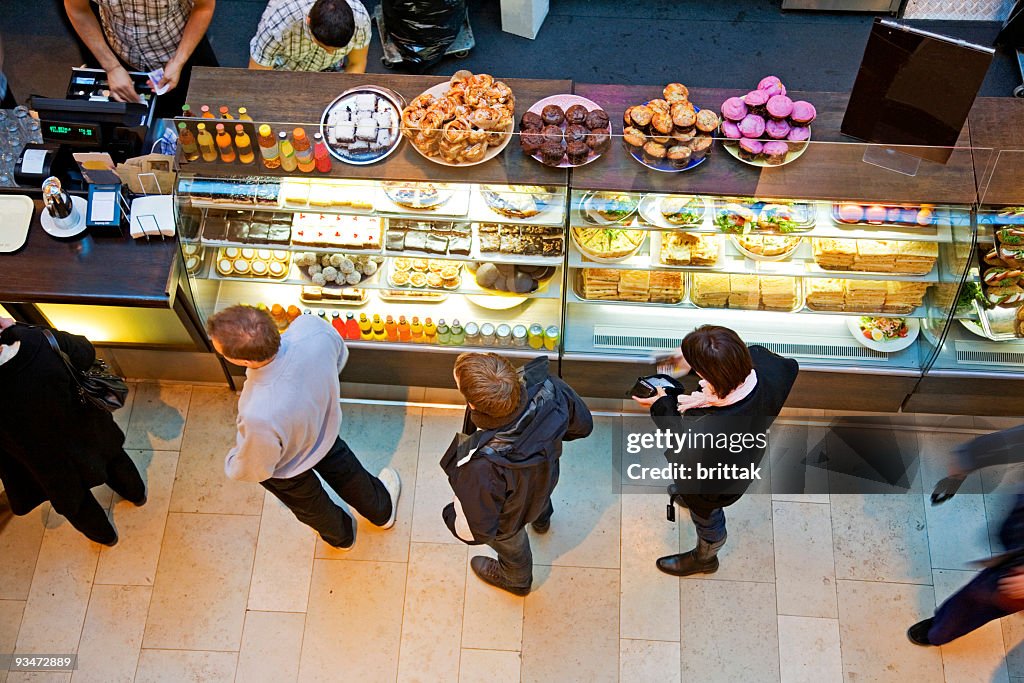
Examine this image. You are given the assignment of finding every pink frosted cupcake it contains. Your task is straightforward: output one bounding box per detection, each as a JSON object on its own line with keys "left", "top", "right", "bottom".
{"left": 738, "top": 138, "right": 764, "bottom": 161}
{"left": 766, "top": 95, "right": 794, "bottom": 120}
{"left": 738, "top": 114, "right": 766, "bottom": 139}
{"left": 758, "top": 76, "right": 787, "bottom": 97}
{"left": 720, "top": 97, "right": 748, "bottom": 122}
{"left": 765, "top": 118, "right": 791, "bottom": 140}
{"left": 743, "top": 89, "right": 769, "bottom": 114}
{"left": 721, "top": 120, "right": 743, "bottom": 139}
{"left": 787, "top": 125, "right": 811, "bottom": 152}
{"left": 790, "top": 101, "right": 817, "bottom": 125}
{"left": 762, "top": 141, "right": 790, "bottom": 165}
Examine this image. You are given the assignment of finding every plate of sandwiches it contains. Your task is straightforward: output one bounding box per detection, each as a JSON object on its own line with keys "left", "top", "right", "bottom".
{"left": 690, "top": 273, "right": 802, "bottom": 312}
{"left": 579, "top": 191, "right": 641, "bottom": 226}
{"left": 651, "top": 231, "right": 720, "bottom": 268}
{"left": 804, "top": 278, "right": 928, "bottom": 314}
{"left": 811, "top": 238, "right": 938, "bottom": 276}
{"left": 731, "top": 234, "right": 803, "bottom": 261}
{"left": 382, "top": 182, "right": 453, "bottom": 210}
{"left": 638, "top": 194, "right": 707, "bottom": 229}
{"left": 480, "top": 185, "right": 556, "bottom": 219}
{"left": 577, "top": 268, "right": 685, "bottom": 304}
{"left": 321, "top": 86, "right": 405, "bottom": 165}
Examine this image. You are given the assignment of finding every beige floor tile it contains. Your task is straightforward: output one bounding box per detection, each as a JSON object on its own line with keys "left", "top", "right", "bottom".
{"left": 1003, "top": 613, "right": 1024, "bottom": 679}
{"left": 521, "top": 566, "right": 619, "bottom": 683}
{"left": 531, "top": 417, "right": 621, "bottom": 569}
{"left": 298, "top": 559, "right": 406, "bottom": 683}
{"left": 124, "top": 383, "right": 192, "bottom": 451}
{"left": 777, "top": 615, "right": 842, "bottom": 683}
{"left": 0, "top": 600, "right": 26, "bottom": 683}
{"left": 0, "top": 506, "right": 47, "bottom": 600}
{"left": 14, "top": 514, "right": 99, "bottom": 656}
{"left": 71, "top": 585, "right": 151, "bottom": 683}
{"left": 236, "top": 611, "right": 305, "bottom": 683}
{"left": 94, "top": 451, "right": 178, "bottom": 586}
{"left": 461, "top": 547, "right": 525, "bottom": 652}
{"left": 679, "top": 580, "right": 779, "bottom": 682}
{"left": 680, "top": 494, "right": 774, "bottom": 583}
{"left": 769, "top": 424, "right": 830, "bottom": 504}
{"left": 142, "top": 513, "right": 258, "bottom": 651}
{"left": 411, "top": 408, "right": 466, "bottom": 546}
{"left": 619, "top": 493, "right": 680, "bottom": 641}
{"left": 931, "top": 569, "right": 1010, "bottom": 683}
{"left": 984, "top": 492, "right": 1018, "bottom": 553}
{"left": 248, "top": 492, "right": 315, "bottom": 613}
{"left": 112, "top": 382, "right": 137, "bottom": 434}
{"left": 619, "top": 639, "right": 680, "bottom": 683}
{"left": 397, "top": 543, "right": 468, "bottom": 683}
{"left": 830, "top": 493, "right": 932, "bottom": 584}
{"left": 168, "top": 388, "right": 263, "bottom": 516}
{"left": 340, "top": 382, "right": 426, "bottom": 403}
{"left": 458, "top": 649, "right": 521, "bottom": 683}
{"left": 314, "top": 405, "right": 422, "bottom": 563}
{"left": 773, "top": 501, "right": 837, "bottom": 618}
{"left": 134, "top": 649, "right": 236, "bottom": 683}
{"left": 421, "top": 387, "right": 464, "bottom": 405}
{"left": 836, "top": 579, "right": 943, "bottom": 682}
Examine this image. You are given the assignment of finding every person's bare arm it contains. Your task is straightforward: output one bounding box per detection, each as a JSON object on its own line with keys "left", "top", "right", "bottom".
{"left": 158, "top": 0, "right": 216, "bottom": 93}
{"left": 344, "top": 47, "right": 368, "bottom": 74}
{"left": 247, "top": 57, "right": 272, "bottom": 70}
{"left": 64, "top": 0, "right": 141, "bottom": 103}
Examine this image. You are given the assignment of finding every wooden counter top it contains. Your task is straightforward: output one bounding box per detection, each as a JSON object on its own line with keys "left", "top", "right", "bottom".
{"left": 967, "top": 97, "right": 1024, "bottom": 207}
{"left": 0, "top": 195, "right": 179, "bottom": 307}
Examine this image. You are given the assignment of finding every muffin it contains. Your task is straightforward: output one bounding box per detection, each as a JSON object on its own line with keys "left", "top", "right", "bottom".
{"left": 520, "top": 130, "right": 545, "bottom": 154}
{"left": 743, "top": 89, "right": 770, "bottom": 112}
{"left": 541, "top": 104, "right": 565, "bottom": 126}
{"left": 738, "top": 114, "right": 766, "bottom": 139}
{"left": 648, "top": 99, "right": 670, "bottom": 114}
{"left": 721, "top": 120, "right": 742, "bottom": 139}
{"left": 587, "top": 127, "right": 611, "bottom": 153}
{"left": 585, "top": 109, "right": 609, "bottom": 130}
{"left": 390, "top": 270, "right": 410, "bottom": 286}
{"left": 765, "top": 95, "right": 794, "bottom": 120}
{"left": 695, "top": 109, "right": 720, "bottom": 133}
{"left": 790, "top": 101, "right": 817, "bottom": 125}
{"left": 720, "top": 97, "right": 748, "bottom": 122}
{"left": 540, "top": 125, "right": 564, "bottom": 146}
{"left": 663, "top": 83, "right": 689, "bottom": 102}
{"left": 630, "top": 105, "right": 654, "bottom": 127}
{"left": 426, "top": 272, "right": 443, "bottom": 288}
{"left": 565, "top": 104, "right": 588, "bottom": 125}
{"left": 690, "top": 134, "right": 714, "bottom": 160}
{"left": 566, "top": 140, "right": 590, "bottom": 165}
{"left": 762, "top": 141, "right": 790, "bottom": 165}
{"left": 738, "top": 138, "right": 764, "bottom": 161}
{"left": 671, "top": 101, "right": 696, "bottom": 128}
{"left": 652, "top": 112, "right": 673, "bottom": 135}
{"left": 538, "top": 142, "right": 565, "bottom": 166}
{"left": 666, "top": 145, "right": 692, "bottom": 169}
{"left": 787, "top": 125, "right": 811, "bottom": 152}
{"left": 765, "top": 118, "right": 791, "bottom": 140}
{"left": 758, "top": 75, "right": 786, "bottom": 97}
{"left": 520, "top": 111, "right": 543, "bottom": 130}
{"left": 622, "top": 126, "right": 647, "bottom": 148}
{"left": 643, "top": 141, "right": 667, "bottom": 165}
{"left": 565, "top": 124, "right": 590, "bottom": 145}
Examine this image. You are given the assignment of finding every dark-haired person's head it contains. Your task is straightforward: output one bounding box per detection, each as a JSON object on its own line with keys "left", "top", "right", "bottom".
{"left": 207, "top": 305, "right": 281, "bottom": 367}
{"left": 306, "top": 0, "right": 356, "bottom": 50}
{"left": 680, "top": 325, "right": 753, "bottom": 398}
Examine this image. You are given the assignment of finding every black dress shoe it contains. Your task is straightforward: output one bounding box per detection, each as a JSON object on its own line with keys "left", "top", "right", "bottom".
{"left": 656, "top": 551, "right": 719, "bottom": 577}
{"left": 531, "top": 518, "right": 551, "bottom": 534}
{"left": 907, "top": 618, "right": 935, "bottom": 646}
{"left": 470, "top": 556, "right": 531, "bottom": 596}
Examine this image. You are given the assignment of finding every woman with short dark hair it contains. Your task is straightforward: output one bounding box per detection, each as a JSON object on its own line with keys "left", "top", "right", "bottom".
{"left": 633, "top": 325, "right": 798, "bottom": 577}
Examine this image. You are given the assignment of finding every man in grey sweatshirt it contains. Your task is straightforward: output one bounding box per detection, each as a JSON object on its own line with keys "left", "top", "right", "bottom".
{"left": 208, "top": 305, "right": 400, "bottom": 548}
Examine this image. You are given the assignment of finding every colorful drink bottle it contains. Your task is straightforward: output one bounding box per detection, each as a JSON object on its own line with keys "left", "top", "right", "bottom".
{"left": 358, "top": 313, "right": 372, "bottom": 340}
{"left": 234, "top": 124, "right": 255, "bottom": 164}
{"left": 279, "top": 132, "right": 297, "bottom": 172}
{"left": 410, "top": 317, "right": 423, "bottom": 343}
{"left": 331, "top": 312, "right": 345, "bottom": 336}
{"left": 196, "top": 123, "right": 217, "bottom": 161}
{"left": 215, "top": 123, "right": 235, "bottom": 163}
{"left": 449, "top": 319, "right": 465, "bottom": 346}
{"left": 180, "top": 104, "right": 195, "bottom": 117}
{"left": 257, "top": 125, "right": 280, "bottom": 169}
{"left": 397, "top": 316, "right": 411, "bottom": 342}
{"left": 200, "top": 105, "right": 215, "bottom": 119}
{"left": 177, "top": 122, "right": 199, "bottom": 161}
{"left": 218, "top": 106, "right": 233, "bottom": 120}
{"left": 371, "top": 314, "right": 386, "bottom": 341}
{"left": 344, "top": 313, "right": 360, "bottom": 340}
{"left": 237, "top": 107, "right": 253, "bottom": 121}
{"left": 436, "top": 319, "right": 451, "bottom": 346}
{"left": 313, "top": 132, "right": 332, "bottom": 173}
{"left": 292, "top": 127, "right": 315, "bottom": 173}
{"left": 384, "top": 315, "right": 399, "bottom": 342}
{"left": 423, "top": 318, "right": 437, "bottom": 344}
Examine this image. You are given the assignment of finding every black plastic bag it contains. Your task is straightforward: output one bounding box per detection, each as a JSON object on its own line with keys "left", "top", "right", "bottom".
{"left": 382, "top": 0, "right": 465, "bottom": 69}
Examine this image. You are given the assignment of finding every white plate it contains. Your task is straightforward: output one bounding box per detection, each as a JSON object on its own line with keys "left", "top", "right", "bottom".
{"left": 466, "top": 293, "right": 527, "bottom": 310}
{"left": 525, "top": 94, "right": 609, "bottom": 168}
{"left": 579, "top": 191, "right": 640, "bottom": 226}
{"left": 637, "top": 194, "right": 706, "bottom": 229}
{"left": 0, "top": 195, "right": 34, "bottom": 252}
{"left": 846, "top": 316, "right": 920, "bottom": 353}
{"left": 40, "top": 195, "right": 88, "bottom": 239}
{"left": 403, "top": 81, "right": 513, "bottom": 167}
{"left": 958, "top": 318, "right": 990, "bottom": 339}
{"left": 320, "top": 85, "right": 405, "bottom": 166}
{"left": 721, "top": 129, "right": 810, "bottom": 167}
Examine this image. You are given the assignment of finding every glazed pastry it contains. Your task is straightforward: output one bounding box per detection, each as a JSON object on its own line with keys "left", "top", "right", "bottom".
{"left": 663, "top": 83, "right": 689, "bottom": 102}
{"left": 539, "top": 142, "right": 565, "bottom": 166}
{"left": 666, "top": 145, "right": 692, "bottom": 169}
{"left": 766, "top": 95, "right": 794, "bottom": 119}
{"left": 762, "top": 141, "right": 790, "bottom": 165}
{"left": 720, "top": 97, "right": 748, "bottom": 122}
{"left": 743, "top": 89, "right": 770, "bottom": 110}
{"left": 587, "top": 127, "right": 610, "bottom": 153}
{"left": 721, "top": 120, "right": 742, "bottom": 139}
{"left": 737, "top": 138, "right": 764, "bottom": 161}
{"left": 541, "top": 125, "right": 565, "bottom": 146}
{"left": 541, "top": 104, "right": 565, "bottom": 126}
{"left": 739, "top": 114, "right": 766, "bottom": 138}
{"left": 671, "top": 101, "right": 696, "bottom": 128}
{"left": 630, "top": 105, "right": 654, "bottom": 127}
{"left": 520, "top": 111, "right": 543, "bottom": 130}
{"left": 565, "top": 124, "right": 590, "bottom": 145}
{"left": 790, "top": 101, "right": 817, "bottom": 125}
{"left": 622, "top": 126, "right": 647, "bottom": 148}
{"left": 695, "top": 109, "right": 720, "bottom": 133}
{"left": 565, "top": 104, "right": 588, "bottom": 125}
{"left": 652, "top": 112, "right": 674, "bottom": 135}
{"left": 566, "top": 140, "right": 590, "bottom": 165}
{"left": 643, "top": 141, "right": 667, "bottom": 165}
{"left": 765, "top": 118, "right": 791, "bottom": 140}
{"left": 787, "top": 126, "right": 811, "bottom": 151}
{"left": 758, "top": 75, "right": 786, "bottom": 97}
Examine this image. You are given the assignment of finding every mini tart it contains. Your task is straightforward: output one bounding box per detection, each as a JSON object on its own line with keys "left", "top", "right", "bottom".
{"left": 184, "top": 255, "right": 199, "bottom": 272}
{"left": 390, "top": 270, "right": 411, "bottom": 286}
{"left": 268, "top": 261, "right": 286, "bottom": 278}
{"left": 271, "top": 249, "right": 289, "bottom": 261}
{"left": 217, "top": 258, "right": 233, "bottom": 276}
{"left": 427, "top": 260, "right": 445, "bottom": 274}
{"left": 233, "top": 259, "right": 250, "bottom": 275}
{"left": 411, "top": 259, "right": 429, "bottom": 273}
{"left": 250, "top": 260, "right": 269, "bottom": 277}
{"left": 393, "top": 257, "right": 412, "bottom": 271}
{"left": 440, "top": 266, "right": 459, "bottom": 280}
{"left": 182, "top": 243, "right": 200, "bottom": 256}
{"left": 426, "top": 272, "right": 444, "bottom": 288}
{"left": 409, "top": 272, "right": 427, "bottom": 288}
{"left": 256, "top": 249, "right": 272, "bottom": 261}
{"left": 224, "top": 247, "right": 240, "bottom": 259}
{"left": 241, "top": 248, "right": 256, "bottom": 260}
{"left": 443, "top": 278, "right": 460, "bottom": 290}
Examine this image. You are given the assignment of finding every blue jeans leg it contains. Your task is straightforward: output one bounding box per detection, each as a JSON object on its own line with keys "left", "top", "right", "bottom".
{"left": 928, "top": 567, "right": 1018, "bottom": 645}
{"left": 487, "top": 526, "right": 533, "bottom": 589}
{"left": 690, "top": 507, "right": 727, "bottom": 546}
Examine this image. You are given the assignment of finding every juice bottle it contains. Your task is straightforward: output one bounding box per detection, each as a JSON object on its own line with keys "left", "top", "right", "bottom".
{"left": 237, "top": 107, "right": 253, "bottom": 121}
{"left": 436, "top": 319, "right": 451, "bottom": 346}
{"left": 257, "top": 124, "right": 280, "bottom": 169}
{"left": 528, "top": 323, "right": 544, "bottom": 349}
{"left": 384, "top": 315, "right": 398, "bottom": 342}
{"left": 450, "top": 319, "right": 465, "bottom": 346}
{"left": 317, "top": 310, "right": 328, "bottom": 320}
{"left": 331, "top": 311, "right": 345, "bottom": 336}
{"left": 410, "top": 316, "right": 423, "bottom": 343}
{"left": 286, "top": 305, "right": 301, "bottom": 322}
{"left": 292, "top": 127, "right": 316, "bottom": 173}
{"left": 200, "top": 105, "right": 215, "bottom": 119}
{"left": 371, "top": 314, "right": 386, "bottom": 341}
{"left": 270, "top": 304, "right": 288, "bottom": 330}
{"left": 344, "top": 313, "right": 360, "bottom": 340}
{"left": 313, "top": 132, "right": 332, "bottom": 173}
{"left": 196, "top": 123, "right": 217, "bottom": 162}
{"left": 218, "top": 106, "right": 233, "bottom": 120}
{"left": 177, "top": 122, "right": 199, "bottom": 161}
{"left": 215, "top": 123, "right": 236, "bottom": 163}
{"left": 181, "top": 104, "right": 195, "bottom": 117}
{"left": 544, "top": 325, "right": 560, "bottom": 351}
{"left": 423, "top": 317, "right": 437, "bottom": 344}
{"left": 358, "top": 313, "right": 372, "bottom": 340}
{"left": 397, "top": 316, "right": 411, "bottom": 342}
{"left": 279, "top": 132, "right": 297, "bottom": 172}
{"left": 234, "top": 124, "right": 255, "bottom": 164}
{"left": 464, "top": 322, "right": 480, "bottom": 345}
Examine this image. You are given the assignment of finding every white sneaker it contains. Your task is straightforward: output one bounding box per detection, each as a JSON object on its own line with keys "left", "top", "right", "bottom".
{"left": 378, "top": 467, "right": 401, "bottom": 529}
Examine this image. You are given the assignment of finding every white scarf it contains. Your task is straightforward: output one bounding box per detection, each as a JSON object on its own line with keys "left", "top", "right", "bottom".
{"left": 676, "top": 369, "right": 758, "bottom": 413}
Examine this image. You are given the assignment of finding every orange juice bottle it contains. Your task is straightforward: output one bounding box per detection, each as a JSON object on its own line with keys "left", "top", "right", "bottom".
{"left": 257, "top": 125, "right": 280, "bottom": 169}
{"left": 200, "top": 105, "right": 215, "bottom": 119}
{"left": 313, "top": 132, "right": 332, "bottom": 173}
{"left": 218, "top": 105, "right": 233, "bottom": 120}
{"left": 384, "top": 315, "right": 398, "bottom": 341}
{"left": 331, "top": 312, "right": 345, "bottom": 336}
{"left": 423, "top": 317, "right": 437, "bottom": 344}
{"left": 371, "top": 314, "right": 386, "bottom": 341}
{"left": 237, "top": 107, "right": 253, "bottom": 121}
{"left": 410, "top": 316, "right": 423, "bottom": 343}
{"left": 215, "top": 123, "right": 235, "bottom": 163}
{"left": 234, "top": 124, "right": 255, "bottom": 164}
{"left": 397, "top": 316, "right": 411, "bottom": 342}
{"left": 358, "top": 313, "right": 372, "bottom": 340}
{"left": 196, "top": 123, "right": 217, "bottom": 161}
{"left": 279, "top": 132, "right": 297, "bottom": 172}
{"left": 344, "top": 313, "right": 360, "bottom": 340}
{"left": 292, "top": 127, "right": 315, "bottom": 173}
{"left": 177, "top": 122, "right": 199, "bottom": 161}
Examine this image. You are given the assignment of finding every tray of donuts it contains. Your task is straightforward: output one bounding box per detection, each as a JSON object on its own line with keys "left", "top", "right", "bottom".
{"left": 519, "top": 95, "right": 611, "bottom": 167}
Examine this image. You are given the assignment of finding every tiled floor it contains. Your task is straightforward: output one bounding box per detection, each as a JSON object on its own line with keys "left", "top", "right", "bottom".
{"left": 0, "top": 382, "right": 1021, "bottom": 682}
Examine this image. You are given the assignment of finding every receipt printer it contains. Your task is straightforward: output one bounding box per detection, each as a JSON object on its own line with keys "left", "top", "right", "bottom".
{"left": 14, "top": 143, "right": 60, "bottom": 186}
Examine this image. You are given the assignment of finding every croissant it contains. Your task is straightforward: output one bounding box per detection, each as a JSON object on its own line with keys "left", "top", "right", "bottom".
{"left": 460, "top": 142, "right": 488, "bottom": 163}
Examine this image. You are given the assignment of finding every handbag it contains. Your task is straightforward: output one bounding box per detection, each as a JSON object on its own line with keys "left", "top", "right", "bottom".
{"left": 42, "top": 329, "right": 128, "bottom": 412}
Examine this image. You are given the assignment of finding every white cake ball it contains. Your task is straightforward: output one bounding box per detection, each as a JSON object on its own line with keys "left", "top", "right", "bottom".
{"left": 308, "top": 264, "right": 322, "bottom": 275}
{"left": 311, "top": 273, "right": 327, "bottom": 286}
{"left": 330, "top": 254, "right": 344, "bottom": 267}
{"left": 345, "top": 271, "right": 362, "bottom": 285}
{"left": 321, "top": 266, "right": 339, "bottom": 282}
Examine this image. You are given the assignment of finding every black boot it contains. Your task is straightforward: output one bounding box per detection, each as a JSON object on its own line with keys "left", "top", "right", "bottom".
{"left": 656, "top": 537, "right": 724, "bottom": 577}
{"left": 470, "top": 556, "right": 531, "bottom": 596}
{"left": 907, "top": 619, "right": 935, "bottom": 646}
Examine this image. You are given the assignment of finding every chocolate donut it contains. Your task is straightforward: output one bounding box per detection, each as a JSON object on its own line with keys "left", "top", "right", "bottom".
{"left": 538, "top": 142, "right": 565, "bottom": 166}
{"left": 585, "top": 109, "right": 610, "bottom": 130}
{"left": 541, "top": 104, "right": 565, "bottom": 126}
{"left": 520, "top": 111, "right": 543, "bottom": 131}
{"left": 540, "top": 125, "right": 565, "bottom": 147}
{"left": 565, "top": 104, "right": 588, "bottom": 126}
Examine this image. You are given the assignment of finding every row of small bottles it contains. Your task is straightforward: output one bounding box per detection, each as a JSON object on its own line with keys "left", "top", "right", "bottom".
{"left": 177, "top": 103, "right": 332, "bottom": 173}
{"left": 315, "top": 310, "right": 560, "bottom": 349}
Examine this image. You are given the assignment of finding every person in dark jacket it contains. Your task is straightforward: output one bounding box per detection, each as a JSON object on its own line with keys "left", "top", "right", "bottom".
{"left": 0, "top": 318, "right": 145, "bottom": 545}
{"left": 632, "top": 325, "right": 798, "bottom": 577}
{"left": 442, "top": 353, "right": 593, "bottom": 596}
